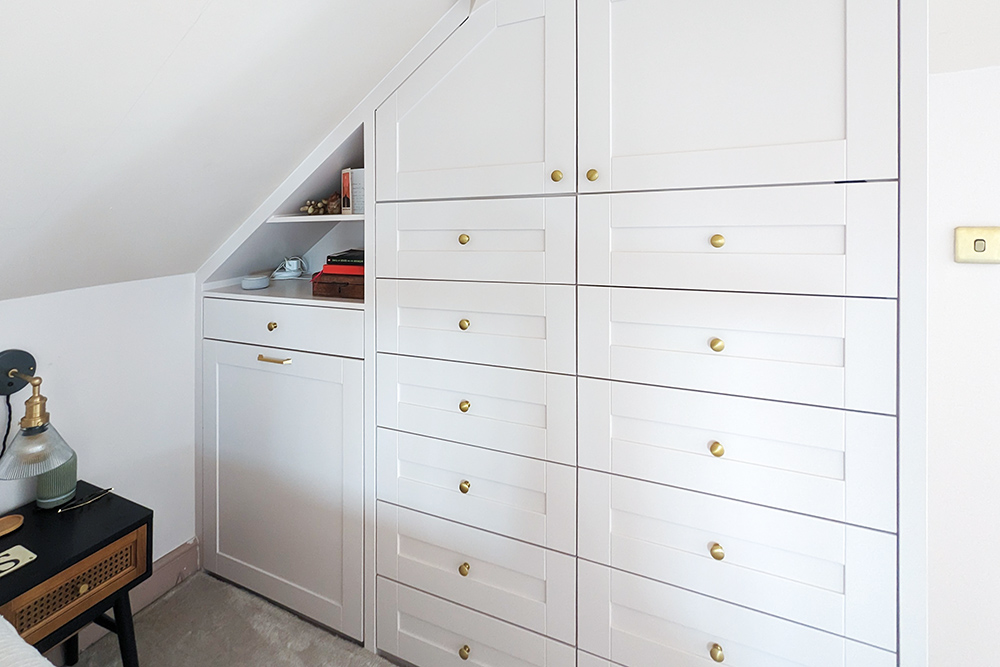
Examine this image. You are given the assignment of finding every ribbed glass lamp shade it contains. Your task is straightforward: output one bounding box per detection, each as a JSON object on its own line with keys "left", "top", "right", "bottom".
{"left": 0, "top": 423, "right": 76, "bottom": 480}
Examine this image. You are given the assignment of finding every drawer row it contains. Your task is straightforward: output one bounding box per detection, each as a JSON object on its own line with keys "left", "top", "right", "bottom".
{"left": 376, "top": 181, "right": 898, "bottom": 298}
{"left": 376, "top": 280, "right": 897, "bottom": 414}
{"left": 376, "top": 429, "right": 897, "bottom": 650}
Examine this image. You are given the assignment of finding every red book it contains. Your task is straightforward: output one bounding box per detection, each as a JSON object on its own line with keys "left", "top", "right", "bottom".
{"left": 321, "top": 263, "right": 364, "bottom": 276}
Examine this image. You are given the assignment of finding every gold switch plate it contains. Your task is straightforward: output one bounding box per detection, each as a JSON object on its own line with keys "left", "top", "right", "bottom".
{"left": 955, "top": 227, "right": 1000, "bottom": 263}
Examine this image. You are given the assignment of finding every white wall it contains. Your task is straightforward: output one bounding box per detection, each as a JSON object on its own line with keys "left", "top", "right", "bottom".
{"left": 0, "top": 274, "right": 196, "bottom": 561}
{"left": 930, "top": 0, "right": 1000, "bottom": 73}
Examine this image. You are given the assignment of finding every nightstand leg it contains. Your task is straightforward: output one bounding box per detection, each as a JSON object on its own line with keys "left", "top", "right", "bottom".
{"left": 63, "top": 634, "right": 79, "bottom": 665}
{"left": 113, "top": 593, "right": 140, "bottom": 667}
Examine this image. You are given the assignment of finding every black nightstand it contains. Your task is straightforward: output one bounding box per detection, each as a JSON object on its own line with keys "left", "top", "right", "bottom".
{"left": 0, "top": 481, "right": 153, "bottom": 666}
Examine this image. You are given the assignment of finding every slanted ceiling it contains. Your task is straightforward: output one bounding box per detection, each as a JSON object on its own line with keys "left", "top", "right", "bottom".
{"left": 0, "top": 0, "right": 456, "bottom": 301}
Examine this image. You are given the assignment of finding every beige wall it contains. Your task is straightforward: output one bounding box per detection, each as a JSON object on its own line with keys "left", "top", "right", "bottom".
{"left": 931, "top": 0, "right": 1000, "bottom": 73}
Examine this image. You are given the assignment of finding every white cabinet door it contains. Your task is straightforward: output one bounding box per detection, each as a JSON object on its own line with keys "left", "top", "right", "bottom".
{"left": 376, "top": 0, "right": 575, "bottom": 201}
{"left": 202, "top": 340, "right": 363, "bottom": 639}
{"left": 578, "top": 287, "right": 897, "bottom": 414}
{"left": 377, "top": 503, "right": 576, "bottom": 644}
{"left": 578, "top": 0, "right": 898, "bottom": 191}
{"left": 377, "top": 354, "right": 576, "bottom": 465}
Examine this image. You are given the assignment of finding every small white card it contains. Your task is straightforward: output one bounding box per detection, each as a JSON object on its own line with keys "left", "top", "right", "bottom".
{"left": 0, "top": 545, "right": 37, "bottom": 579}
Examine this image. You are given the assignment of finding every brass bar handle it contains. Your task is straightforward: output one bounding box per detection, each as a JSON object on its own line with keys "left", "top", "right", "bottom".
{"left": 710, "top": 643, "right": 725, "bottom": 662}
{"left": 709, "top": 441, "right": 725, "bottom": 458}
{"left": 459, "top": 319, "right": 471, "bottom": 331}
{"left": 459, "top": 234, "right": 471, "bottom": 245}
{"left": 459, "top": 480, "right": 471, "bottom": 494}
{"left": 257, "top": 354, "right": 292, "bottom": 365}
{"left": 710, "top": 338, "right": 726, "bottom": 353}
{"left": 267, "top": 322, "right": 278, "bottom": 331}
{"left": 459, "top": 400, "right": 471, "bottom": 413}
{"left": 459, "top": 562, "right": 471, "bottom": 577}
{"left": 710, "top": 543, "right": 725, "bottom": 561}
{"left": 459, "top": 645, "right": 471, "bottom": 661}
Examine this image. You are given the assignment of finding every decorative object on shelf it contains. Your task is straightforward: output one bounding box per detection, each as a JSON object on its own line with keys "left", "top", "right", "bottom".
{"left": 341, "top": 168, "right": 365, "bottom": 215}
{"left": 311, "top": 273, "right": 363, "bottom": 300}
{"left": 299, "top": 193, "right": 341, "bottom": 216}
{"left": 0, "top": 350, "right": 78, "bottom": 509}
{"left": 241, "top": 273, "right": 270, "bottom": 290}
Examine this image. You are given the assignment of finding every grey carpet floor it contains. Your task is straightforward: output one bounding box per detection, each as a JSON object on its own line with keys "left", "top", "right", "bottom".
{"left": 77, "top": 573, "right": 392, "bottom": 667}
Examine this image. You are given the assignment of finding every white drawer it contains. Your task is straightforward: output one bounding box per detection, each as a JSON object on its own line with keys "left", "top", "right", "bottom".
{"left": 578, "top": 561, "right": 896, "bottom": 667}
{"left": 579, "top": 182, "right": 897, "bottom": 298}
{"left": 578, "top": 287, "right": 896, "bottom": 414}
{"left": 377, "top": 354, "right": 576, "bottom": 465}
{"left": 377, "top": 503, "right": 575, "bottom": 644}
{"left": 376, "top": 197, "right": 575, "bottom": 283}
{"left": 579, "top": 378, "right": 896, "bottom": 532}
{"left": 376, "top": 429, "right": 576, "bottom": 554}
{"left": 203, "top": 297, "right": 364, "bottom": 358}
{"left": 377, "top": 579, "right": 575, "bottom": 667}
{"left": 376, "top": 279, "right": 575, "bottom": 374}
{"left": 579, "top": 470, "right": 897, "bottom": 650}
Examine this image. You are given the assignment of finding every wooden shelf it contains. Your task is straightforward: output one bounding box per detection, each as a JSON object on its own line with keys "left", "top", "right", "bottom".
{"left": 205, "top": 280, "right": 364, "bottom": 310}
{"left": 267, "top": 213, "right": 364, "bottom": 224}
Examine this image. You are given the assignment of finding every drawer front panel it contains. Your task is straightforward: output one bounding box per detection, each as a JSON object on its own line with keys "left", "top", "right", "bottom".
{"left": 376, "top": 279, "right": 576, "bottom": 374}
{"left": 579, "top": 471, "right": 897, "bottom": 650}
{"left": 579, "top": 182, "right": 897, "bottom": 298}
{"left": 578, "top": 561, "right": 897, "bottom": 667}
{"left": 377, "top": 503, "right": 575, "bottom": 644}
{"left": 204, "top": 297, "right": 364, "bottom": 358}
{"left": 579, "top": 378, "right": 896, "bottom": 532}
{"left": 578, "top": 287, "right": 896, "bottom": 413}
{"left": 377, "top": 579, "right": 575, "bottom": 667}
{"left": 377, "top": 429, "right": 576, "bottom": 554}
{"left": 377, "top": 197, "right": 575, "bottom": 283}
{"left": 377, "top": 354, "right": 576, "bottom": 465}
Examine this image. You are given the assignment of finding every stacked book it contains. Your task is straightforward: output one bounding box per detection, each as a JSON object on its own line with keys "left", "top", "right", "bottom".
{"left": 312, "top": 248, "right": 364, "bottom": 299}
{"left": 321, "top": 248, "right": 364, "bottom": 275}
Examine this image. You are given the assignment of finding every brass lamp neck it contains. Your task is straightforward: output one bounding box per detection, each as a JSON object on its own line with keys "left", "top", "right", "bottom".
{"left": 8, "top": 371, "right": 49, "bottom": 429}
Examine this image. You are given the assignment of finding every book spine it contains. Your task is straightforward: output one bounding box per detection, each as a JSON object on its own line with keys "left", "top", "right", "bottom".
{"left": 341, "top": 169, "right": 353, "bottom": 215}
{"left": 321, "top": 264, "right": 365, "bottom": 275}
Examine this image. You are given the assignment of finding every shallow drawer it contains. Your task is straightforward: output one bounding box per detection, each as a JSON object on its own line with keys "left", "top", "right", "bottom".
{"left": 578, "top": 286, "right": 896, "bottom": 414}
{"left": 203, "top": 298, "right": 363, "bottom": 358}
{"left": 579, "top": 378, "right": 896, "bottom": 532}
{"left": 579, "top": 470, "right": 896, "bottom": 650}
{"left": 378, "top": 579, "right": 574, "bottom": 667}
{"left": 578, "top": 561, "right": 896, "bottom": 667}
{"left": 377, "top": 503, "right": 575, "bottom": 644}
{"left": 579, "top": 182, "right": 897, "bottom": 298}
{"left": 376, "top": 279, "right": 575, "bottom": 374}
{"left": 376, "top": 197, "right": 575, "bottom": 283}
{"left": 377, "top": 354, "right": 576, "bottom": 465}
{"left": 377, "top": 429, "right": 576, "bottom": 554}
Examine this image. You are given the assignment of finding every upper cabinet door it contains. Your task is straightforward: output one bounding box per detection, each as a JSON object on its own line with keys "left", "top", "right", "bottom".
{"left": 376, "top": 0, "right": 575, "bottom": 202}
{"left": 578, "top": 0, "right": 898, "bottom": 192}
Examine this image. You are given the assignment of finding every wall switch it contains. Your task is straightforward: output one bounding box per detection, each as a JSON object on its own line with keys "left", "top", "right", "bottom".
{"left": 955, "top": 227, "right": 1000, "bottom": 263}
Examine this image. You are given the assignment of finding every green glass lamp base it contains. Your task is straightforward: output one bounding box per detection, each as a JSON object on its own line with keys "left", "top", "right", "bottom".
{"left": 36, "top": 452, "right": 78, "bottom": 509}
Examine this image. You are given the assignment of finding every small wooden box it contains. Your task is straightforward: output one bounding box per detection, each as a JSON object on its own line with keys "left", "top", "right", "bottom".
{"left": 312, "top": 273, "right": 364, "bottom": 300}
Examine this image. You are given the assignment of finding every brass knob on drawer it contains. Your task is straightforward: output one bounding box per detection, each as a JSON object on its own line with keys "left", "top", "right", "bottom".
{"left": 710, "top": 234, "right": 726, "bottom": 248}
{"left": 709, "top": 338, "right": 725, "bottom": 352}
{"left": 551, "top": 170, "right": 564, "bottom": 182}
{"left": 459, "top": 400, "right": 471, "bottom": 413}
{"left": 459, "top": 480, "right": 471, "bottom": 494}
{"left": 459, "top": 319, "right": 471, "bottom": 331}
{"left": 710, "top": 643, "right": 725, "bottom": 662}
{"left": 587, "top": 169, "right": 600, "bottom": 182}
{"left": 459, "top": 234, "right": 471, "bottom": 245}
{"left": 267, "top": 322, "right": 278, "bottom": 332}
{"left": 710, "top": 543, "right": 725, "bottom": 561}
{"left": 709, "top": 441, "right": 725, "bottom": 458}
{"left": 78, "top": 583, "right": 90, "bottom": 595}
{"left": 459, "top": 645, "right": 471, "bottom": 660}
{"left": 459, "top": 562, "right": 471, "bottom": 577}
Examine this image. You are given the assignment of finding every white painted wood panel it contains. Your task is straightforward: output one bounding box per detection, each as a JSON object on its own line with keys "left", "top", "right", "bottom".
{"left": 203, "top": 340, "right": 363, "bottom": 639}
{"left": 578, "top": 287, "right": 897, "bottom": 414}
{"left": 376, "top": 429, "right": 576, "bottom": 554}
{"left": 578, "top": 470, "right": 897, "bottom": 650}
{"left": 203, "top": 296, "right": 364, "bottom": 359}
{"left": 376, "top": 197, "right": 575, "bottom": 283}
{"left": 578, "top": 0, "right": 898, "bottom": 191}
{"left": 578, "top": 182, "right": 898, "bottom": 298}
{"left": 578, "top": 561, "right": 897, "bottom": 667}
{"left": 377, "top": 503, "right": 575, "bottom": 644}
{"left": 377, "top": 354, "right": 576, "bottom": 465}
{"left": 377, "top": 578, "right": 575, "bottom": 667}
{"left": 376, "top": 0, "right": 575, "bottom": 201}
{"left": 578, "top": 378, "right": 896, "bottom": 532}
{"left": 377, "top": 279, "right": 575, "bottom": 374}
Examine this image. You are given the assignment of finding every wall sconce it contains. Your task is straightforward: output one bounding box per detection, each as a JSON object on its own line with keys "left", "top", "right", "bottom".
{"left": 0, "top": 349, "right": 78, "bottom": 508}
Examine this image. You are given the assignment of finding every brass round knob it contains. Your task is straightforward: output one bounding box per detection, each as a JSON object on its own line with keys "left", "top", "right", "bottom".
{"left": 459, "top": 645, "right": 471, "bottom": 660}
{"left": 459, "top": 234, "right": 470, "bottom": 245}
{"left": 709, "top": 441, "right": 725, "bottom": 458}
{"left": 459, "top": 480, "right": 471, "bottom": 494}
{"left": 587, "top": 168, "right": 600, "bottom": 182}
{"left": 459, "top": 562, "right": 471, "bottom": 577}
{"left": 78, "top": 583, "right": 90, "bottom": 595}
{"left": 267, "top": 322, "right": 278, "bottom": 332}
{"left": 459, "top": 319, "right": 471, "bottom": 331}
{"left": 710, "top": 543, "right": 725, "bottom": 561}
{"left": 710, "top": 643, "right": 725, "bottom": 662}
{"left": 710, "top": 234, "right": 726, "bottom": 248}
{"left": 710, "top": 338, "right": 725, "bottom": 352}
{"left": 551, "top": 170, "right": 564, "bottom": 182}
{"left": 459, "top": 400, "right": 471, "bottom": 413}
